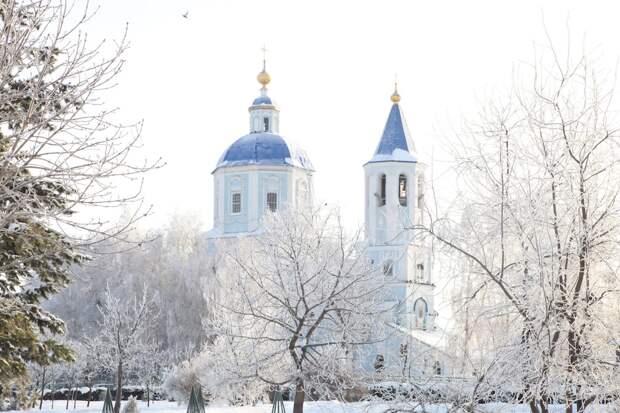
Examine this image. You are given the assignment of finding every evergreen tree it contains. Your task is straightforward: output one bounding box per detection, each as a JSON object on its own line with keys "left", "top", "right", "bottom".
{"left": 0, "top": 0, "right": 157, "bottom": 380}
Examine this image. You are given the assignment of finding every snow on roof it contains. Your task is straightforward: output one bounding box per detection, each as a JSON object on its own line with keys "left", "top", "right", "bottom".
{"left": 390, "top": 323, "right": 450, "bottom": 353}
{"left": 214, "top": 132, "right": 314, "bottom": 172}
{"left": 366, "top": 103, "right": 417, "bottom": 165}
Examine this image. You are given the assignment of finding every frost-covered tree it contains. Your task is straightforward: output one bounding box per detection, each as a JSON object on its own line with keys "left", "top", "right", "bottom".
{"left": 0, "top": 0, "right": 158, "bottom": 380}
{"left": 162, "top": 352, "right": 204, "bottom": 404}
{"left": 97, "top": 287, "right": 157, "bottom": 413}
{"left": 46, "top": 212, "right": 209, "bottom": 353}
{"left": 80, "top": 335, "right": 111, "bottom": 406}
{"left": 131, "top": 340, "right": 168, "bottom": 406}
{"left": 209, "top": 206, "right": 388, "bottom": 413}
{"left": 418, "top": 38, "right": 620, "bottom": 413}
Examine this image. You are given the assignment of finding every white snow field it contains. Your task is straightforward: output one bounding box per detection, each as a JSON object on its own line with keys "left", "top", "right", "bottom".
{"left": 9, "top": 400, "right": 617, "bottom": 413}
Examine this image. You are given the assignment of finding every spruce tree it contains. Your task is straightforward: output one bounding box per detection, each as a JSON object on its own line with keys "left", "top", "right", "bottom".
{"left": 0, "top": 0, "right": 156, "bottom": 380}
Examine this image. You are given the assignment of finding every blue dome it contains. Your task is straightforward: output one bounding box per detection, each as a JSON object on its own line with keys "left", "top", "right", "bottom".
{"left": 252, "top": 96, "right": 273, "bottom": 105}
{"left": 215, "top": 132, "right": 314, "bottom": 171}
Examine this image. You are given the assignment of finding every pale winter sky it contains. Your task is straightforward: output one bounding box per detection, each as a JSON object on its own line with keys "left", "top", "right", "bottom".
{"left": 85, "top": 0, "right": 620, "bottom": 231}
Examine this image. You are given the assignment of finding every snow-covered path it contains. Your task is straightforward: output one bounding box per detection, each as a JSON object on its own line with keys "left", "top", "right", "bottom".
{"left": 9, "top": 400, "right": 616, "bottom": 413}
{"left": 8, "top": 401, "right": 367, "bottom": 413}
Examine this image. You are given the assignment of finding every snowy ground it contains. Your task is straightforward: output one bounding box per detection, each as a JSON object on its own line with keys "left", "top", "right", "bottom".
{"left": 9, "top": 400, "right": 617, "bottom": 413}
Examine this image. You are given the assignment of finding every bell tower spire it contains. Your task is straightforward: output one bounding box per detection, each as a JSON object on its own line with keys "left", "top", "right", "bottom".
{"left": 363, "top": 80, "right": 436, "bottom": 340}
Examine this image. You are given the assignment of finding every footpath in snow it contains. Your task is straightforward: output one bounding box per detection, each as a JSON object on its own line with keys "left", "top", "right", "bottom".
{"left": 9, "top": 400, "right": 617, "bottom": 413}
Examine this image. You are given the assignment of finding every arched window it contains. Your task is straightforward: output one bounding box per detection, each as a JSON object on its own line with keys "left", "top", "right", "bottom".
{"left": 266, "top": 192, "right": 278, "bottom": 212}
{"left": 417, "top": 174, "right": 425, "bottom": 208}
{"left": 398, "top": 174, "right": 407, "bottom": 206}
{"left": 416, "top": 263, "right": 425, "bottom": 283}
{"left": 382, "top": 260, "right": 394, "bottom": 277}
{"left": 263, "top": 117, "right": 270, "bottom": 132}
{"left": 230, "top": 177, "right": 242, "bottom": 215}
{"left": 433, "top": 360, "right": 442, "bottom": 375}
{"left": 378, "top": 174, "right": 386, "bottom": 206}
{"left": 264, "top": 176, "right": 279, "bottom": 212}
{"left": 414, "top": 298, "right": 428, "bottom": 330}
{"left": 231, "top": 192, "right": 241, "bottom": 214}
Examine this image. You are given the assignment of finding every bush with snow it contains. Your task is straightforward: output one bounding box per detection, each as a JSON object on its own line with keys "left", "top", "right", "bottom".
{"left": 122, "top": 396, "right": 139, "bottom": 413}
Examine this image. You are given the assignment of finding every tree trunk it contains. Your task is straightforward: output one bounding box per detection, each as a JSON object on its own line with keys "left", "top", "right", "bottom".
{"left": 73, "top": 387, "right": 77, "bottom": 409}
{"left": 32, "top": 377, "right": 39, "bottom": 409}
{"left": 65, "top": 381, "right": 72, "bottom": 410}
{"left": 114, "top": 360, "right": 123, "bottom": 413}
{"left": 293, "top": 379, "right": 305, "bottom": 413}
{"left": 146, "top": 383, "right": 150, "bottom": 407}
{"left": 39, "top": 367, "right": 46, "bottom": 410}
{"left": 86, "top": 385, "right": 92, "bottom": 407}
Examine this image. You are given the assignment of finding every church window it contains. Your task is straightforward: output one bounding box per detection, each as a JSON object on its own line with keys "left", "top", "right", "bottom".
{"left": 378, "top": 174, "right": 386, "bottom": 206}
{"left": 382, "top": 260, "right": 394, "bottom": 277}
{"left": 414, "top": 298, "right": 428, "bottom": 330}
{"left": 264, "top": 117, "right": 270, "bottom": 132}
{"left": 416, "top": 263, "right": 425, "bottom": 283}
{"left": 417, "top": 174, "right": 425, "bottom": 208}
{"left": 433, "top": 360, "right": 442, "bottom": 375}
{"left": 231, "top": 191, "right": 241, "bottom": 214}
{"left": 267, "top": 192, "right": 278, "bottom": 212}
{"left": 398, "top": 174, "right": 407, "bottom": 206}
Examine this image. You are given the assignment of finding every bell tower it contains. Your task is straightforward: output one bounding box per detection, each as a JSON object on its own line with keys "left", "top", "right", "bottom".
{"left": 364, "top": 84, "right": 436, "bottom": 337}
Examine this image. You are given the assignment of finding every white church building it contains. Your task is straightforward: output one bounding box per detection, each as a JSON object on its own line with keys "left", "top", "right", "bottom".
{"left": 207, "top": 60, "right": 450, "bottom": 379}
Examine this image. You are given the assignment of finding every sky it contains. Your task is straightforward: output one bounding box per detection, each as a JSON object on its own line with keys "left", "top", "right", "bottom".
{"left": 84, "top": 0, "right": 620, "bottom": 231}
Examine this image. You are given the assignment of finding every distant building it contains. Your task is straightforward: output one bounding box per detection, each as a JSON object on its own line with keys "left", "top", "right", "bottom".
{"left": 206, "top": 59, "right": 450, "bottom": 379}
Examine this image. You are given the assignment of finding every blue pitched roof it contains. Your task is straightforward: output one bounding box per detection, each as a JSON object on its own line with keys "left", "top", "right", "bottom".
{"left": 366, "top": 103, "right": 416, "bottom": 164}
{"left": 214, "top": 132, "right": 314, "bottom": 172}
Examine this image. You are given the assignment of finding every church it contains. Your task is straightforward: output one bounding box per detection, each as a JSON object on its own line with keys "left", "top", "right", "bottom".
{"left": 206, "top": 59, "right": 450, "bottom": 379}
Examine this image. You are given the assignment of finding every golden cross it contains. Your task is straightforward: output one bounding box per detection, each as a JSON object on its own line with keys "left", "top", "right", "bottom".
{"left": 261, "top": 44, "right": 268, "bottom": 69}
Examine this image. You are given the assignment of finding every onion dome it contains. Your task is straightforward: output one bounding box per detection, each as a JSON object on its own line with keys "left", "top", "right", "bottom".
{"left": 215, "top": 132, "right": 314, "bottom": 171}
{"left": 214, "top": 53, "right": 314, "bottom": 172}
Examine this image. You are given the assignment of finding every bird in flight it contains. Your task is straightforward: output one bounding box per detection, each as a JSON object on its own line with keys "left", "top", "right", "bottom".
{"left": 182, "top": 11, "right": 189, "bottom": 18}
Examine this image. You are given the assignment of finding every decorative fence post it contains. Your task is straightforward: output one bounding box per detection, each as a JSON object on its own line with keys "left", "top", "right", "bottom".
{"left": 102, "top": 389, "right": 113, "bottom": 413}
{"left": 271, "top": 388, "right": 285, "bottom": 413}
{"left": 195, "top": 384, "right": 205, "bottom": 413}
{"left": 186, "top": 387, "right": 201, "bottom": 413}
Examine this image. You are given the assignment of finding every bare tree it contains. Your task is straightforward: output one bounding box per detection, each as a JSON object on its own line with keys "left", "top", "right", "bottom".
{"left": 417, "top": 37, "right": 620, "bottom": 413}
{"left": 209, "top": 206, "right": 389, "bottom": 413}
{"left": 97, "top": 287, "right": 157, "bottom": 413}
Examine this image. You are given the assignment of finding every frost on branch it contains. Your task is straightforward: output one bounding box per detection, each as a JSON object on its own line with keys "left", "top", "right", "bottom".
{"left": 202, "top": 206, "right": 390, "bottom": 413}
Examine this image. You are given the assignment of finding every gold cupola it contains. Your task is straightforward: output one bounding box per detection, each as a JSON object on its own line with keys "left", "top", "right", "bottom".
{"left": 257, "top": 58, "right": 270, "bottom": 87}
